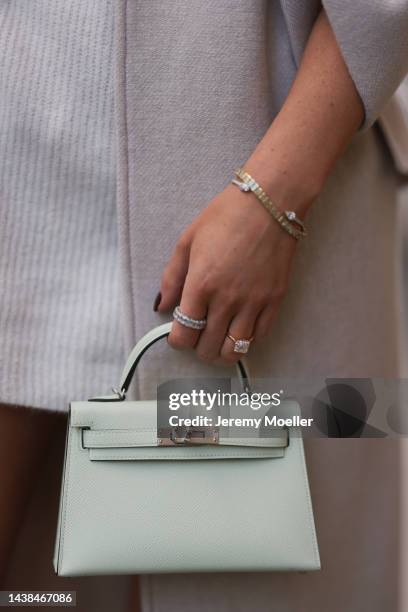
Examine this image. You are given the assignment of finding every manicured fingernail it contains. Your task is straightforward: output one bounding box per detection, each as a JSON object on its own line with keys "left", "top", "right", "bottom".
{"left": 153, "top": 292, "right": 162, "bottom": 312}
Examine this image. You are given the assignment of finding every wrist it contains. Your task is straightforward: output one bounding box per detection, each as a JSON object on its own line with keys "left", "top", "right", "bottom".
{"left": 241, "top": 154, "right": 323, "bottom": 220}
{"left": 231, "top": 168, "right": 307, "bottom": 240}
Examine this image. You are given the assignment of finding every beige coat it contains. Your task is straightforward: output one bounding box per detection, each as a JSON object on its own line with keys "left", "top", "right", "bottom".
{"left": 113, "top": 2, "right": 407, "bottom": 611}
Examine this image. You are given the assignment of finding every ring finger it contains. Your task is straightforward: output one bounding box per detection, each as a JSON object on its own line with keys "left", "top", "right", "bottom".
{"left": 219, "top": 306, "right": 259, "bottom": 364}
{"left": 194, "top": 298, "right": 237, "bottom": 363}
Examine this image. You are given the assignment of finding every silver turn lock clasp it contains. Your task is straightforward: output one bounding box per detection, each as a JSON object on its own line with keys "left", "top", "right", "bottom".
{"left": 157, "top": 426, "right": 219, "bottom": 447}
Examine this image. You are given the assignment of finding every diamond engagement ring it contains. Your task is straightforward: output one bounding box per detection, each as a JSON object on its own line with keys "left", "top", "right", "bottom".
{"left": 227, "top": 334, "right": 254, "bottom": 354}
{"left": 173, "top": 305, "right": 207, "bottom": 330}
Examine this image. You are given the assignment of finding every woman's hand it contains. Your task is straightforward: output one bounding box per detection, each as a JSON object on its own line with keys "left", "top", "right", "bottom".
{"left": 155, "top": 183, "right": 297, "bottom": 365}
{"left": 155, "top": 6, "right": 365, "bottom": 365}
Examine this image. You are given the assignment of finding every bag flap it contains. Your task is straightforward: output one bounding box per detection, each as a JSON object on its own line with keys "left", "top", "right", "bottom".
{"left": 69, "top": 399, "right": 304, "bottom": 460}
{"left": 69, "top": 398, "right": 302, "bottom": 430}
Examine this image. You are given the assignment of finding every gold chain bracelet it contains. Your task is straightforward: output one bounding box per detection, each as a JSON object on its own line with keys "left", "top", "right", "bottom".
{"left": 232, "top": 168, "right": 307, "bottom": 240}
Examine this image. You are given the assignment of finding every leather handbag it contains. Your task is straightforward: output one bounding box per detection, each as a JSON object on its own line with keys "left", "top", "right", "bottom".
{"left": 54, "top": 322, "right": 320, "bottom": 576}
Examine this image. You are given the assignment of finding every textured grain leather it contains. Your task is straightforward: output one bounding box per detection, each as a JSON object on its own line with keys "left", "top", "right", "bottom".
{"left": 54, "top": 324, "right": 320, "bottom": 576}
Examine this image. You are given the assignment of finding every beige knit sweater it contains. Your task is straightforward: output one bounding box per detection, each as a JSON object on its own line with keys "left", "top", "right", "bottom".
{"left": 0, "top": 0, "right": 124, "bottom": 410}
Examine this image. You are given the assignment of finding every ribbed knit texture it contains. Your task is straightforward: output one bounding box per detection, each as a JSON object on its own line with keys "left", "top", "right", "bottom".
{"left": 0, "top": 0, "right": 123, "bottom": 411}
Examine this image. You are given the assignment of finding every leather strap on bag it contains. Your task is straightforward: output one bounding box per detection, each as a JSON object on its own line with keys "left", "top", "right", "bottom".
{"left": 117, "top": 322, "right": 251, "bottom": 398}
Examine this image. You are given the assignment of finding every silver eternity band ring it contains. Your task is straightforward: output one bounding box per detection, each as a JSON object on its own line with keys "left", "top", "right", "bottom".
{"left": 173, "top": 305, "right": 207, "bottom": 330}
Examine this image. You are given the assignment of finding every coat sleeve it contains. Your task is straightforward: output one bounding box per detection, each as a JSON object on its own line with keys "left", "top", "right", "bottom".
{"left": 322, "top": 0, "right": 408, "bottom": 129}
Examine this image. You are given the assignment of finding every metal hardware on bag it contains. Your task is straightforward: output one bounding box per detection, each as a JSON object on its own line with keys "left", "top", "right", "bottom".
{"left": 80, "top": 427, "right": 91, "bottom": 450}
{"left": 87, "top": 388, "right": 126, "bottom": 402}
{"left": 112, "top": 387, "right": 126, "bottom": 400}
{"left": 157, "top": 426, "right": 219, "bottom": 447}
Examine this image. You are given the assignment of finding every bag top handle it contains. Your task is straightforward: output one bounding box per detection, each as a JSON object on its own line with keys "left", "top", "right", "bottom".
{"left": 118, "top": 322, "right": 251, "bottom": 398}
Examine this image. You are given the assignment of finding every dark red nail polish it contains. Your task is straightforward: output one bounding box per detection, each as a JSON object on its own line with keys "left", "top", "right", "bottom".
{"left": 153, "top": 292, "right": 162, "bottom": 312}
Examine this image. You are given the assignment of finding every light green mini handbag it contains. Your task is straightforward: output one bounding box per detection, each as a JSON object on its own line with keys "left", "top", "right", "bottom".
{"left": 54, "top": 322, "right": 320, "bottom": 576}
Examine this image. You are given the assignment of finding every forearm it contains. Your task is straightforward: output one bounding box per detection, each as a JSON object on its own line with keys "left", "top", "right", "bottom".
{"left": 244, "top": 8, "right": 365, "bottom": 217}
